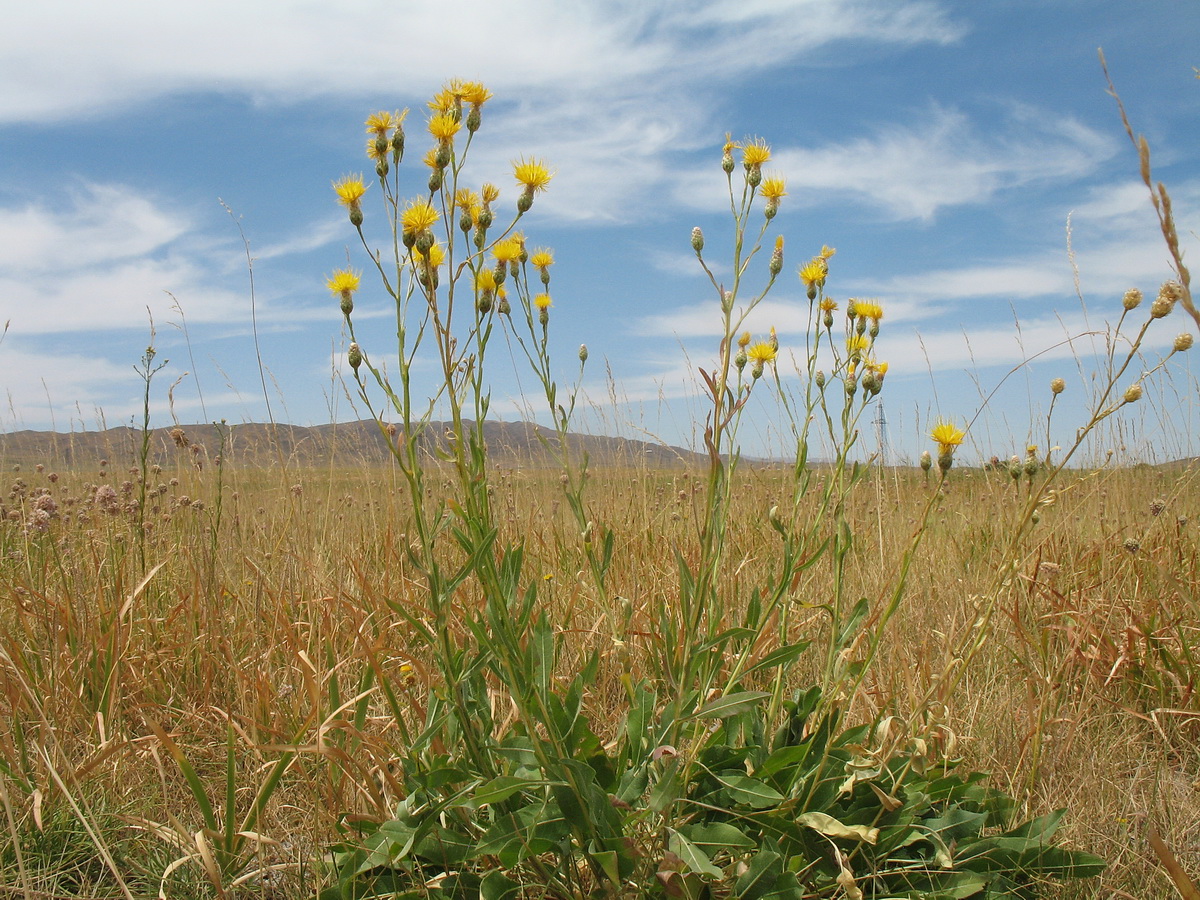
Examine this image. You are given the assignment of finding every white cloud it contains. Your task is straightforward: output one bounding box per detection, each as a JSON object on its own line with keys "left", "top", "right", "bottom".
{"left": 0, "top": 1, "right": 964, "bottom": 124}
{"left": 672, "top": 104, "right": 1116, "bottom": 221}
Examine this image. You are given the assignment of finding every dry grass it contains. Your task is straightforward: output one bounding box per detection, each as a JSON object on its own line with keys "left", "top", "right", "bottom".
{"left": 0, "top": 440, "right": 1196, "bottom": 897}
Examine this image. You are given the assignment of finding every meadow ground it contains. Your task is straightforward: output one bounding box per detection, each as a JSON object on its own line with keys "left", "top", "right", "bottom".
{"left": 0, "top": 442, "right": 1195, "bottom": 898}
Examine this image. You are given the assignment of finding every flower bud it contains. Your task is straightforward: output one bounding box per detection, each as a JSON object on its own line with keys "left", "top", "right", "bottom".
{"left": 375, "top": 158, "right": 389, "bottom": 179}
{"left": 769, "top": 244, "right": 783, "bottom": 276}
{"left": 428, "top": 170, "right": 443, "bottom": 193}
{"left": 1174, "top": 332, "right": 1194, "bottom": 352}
{"left": 497, "top": 297, "right": 511, "bottom": 315}
{"left": 1050, "top": 377, "right": 1065, "bottom": 395}
{"left": 815, "top": 369, "right": 826, "bottom": 389}
{"left": 579, "top": 344, "right": 589, "bottom": 363}
{"left": 349, "top": 207, "right": 364, "bottom": 227}
{"left": 747, "top": 166, "right": 762, "bottom": 188}
{"left": 919, "top": 450, "right": 932, "bottom": 473}
{"left": 477, "top": 292, "right": 493, "bottom": 314}
{"left": 722, "top": 150, "right": 734, "bottom": 173}
{"left": 735, "top": 349, "right": 747, "bottom": 372}
{"left": 347, "top": 342, "right": 362, "bottom": 372}
{"left": 1122, "top": 288, "right": 1142, "bottom": 310}
{"left": 844, "top": 373, "right": 857, "bottom": 397}
{"left": 1123, "top": 383, "right": 1143, "bottom": 403}
{"left": 721, "top": 290, "right": 734, "bottom": 313}
{"left": 691, "top": 227, "right": 704, "bottom": 253}
{"left": 538, "top": 308, "right": 549, "bottom": 326}
{"left": 466, "top": 106, "right": 481, "bottom": 133}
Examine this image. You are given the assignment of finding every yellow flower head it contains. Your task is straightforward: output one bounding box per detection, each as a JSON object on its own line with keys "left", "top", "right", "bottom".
{"left": 759, "top": 175, "right": 787, "bottom": 200}
{"left": 332, "top": 174, "right": 367, "bottom": 208}
{"left": 326, "top": 269, "right": 361, "bottom": 296}
{"left": 799, "top": 258, "right": 828, "bottom": 290}
{"left": 820, "top": 245, "right": 836, "bottom": 261}
{"left": 846, "top": 334, "right": 870, "bottom": 356}
{"left": 866, "top": 359, "right": 888, "bottom": 376}
{"left": 365, "top": 109, "right": 407, "bottom": 135}
{"left": 742, "top": 138, "right": 771, "bottom": 168}
{"left": 513, "top": 157, "right": 554, "bottom": 192}
{"left": 737, "top": 331, "right": 751, "bottom": 348}
{"left": 476, "top": 269, "right": 498, "bottom": 292}
{"left": 855, "top": 300, "right": 883, "bottom": 321}
{"left": 454, "top": 188, "right": 480, "bottom": 211}
{"left": 931, "top": 419, "right": 965, "bottom": 456}
{"left": 491, "top": 237, "right": 522, "bottom": 263}
{"left": 722, "top": 133, "right": 740, "bottom": 156}
{"left": 530, "top": 248, "right": 555, "bottom": 269}
{"left": 413, "top": 241, "right": 445, "bottom": 268}
{"left": 400, "top": 199, "right": 439, "bottom": 236}
{"left": 428, "top": 87, "right": 458, "bottom": 113}
{"left": 482, "top": 182, "right": 501, "bottom": 204}
{"left": 460, "top": 80, "right": 492, "bottom": 107}
{"left": 534, "top": 293, "right": 552, "bottom": 310}
{"left": 747, "top": 341, "right": 778, "bottom": 365}
{"left": 422, "top": 147, "right": 442, "bottom": 170}
{"left": 818, "top": 297, "right": 838, "bottom": 312}
{"left": 428, "top": 112, "right": 462, "bottom": 143}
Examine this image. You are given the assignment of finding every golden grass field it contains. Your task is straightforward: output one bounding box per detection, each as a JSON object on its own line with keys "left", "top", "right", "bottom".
{"left": 0, "top": 438, "right": 1196, "bottom": 897}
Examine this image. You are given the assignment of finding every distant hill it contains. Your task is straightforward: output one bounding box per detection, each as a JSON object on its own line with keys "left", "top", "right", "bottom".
{"left": 0, "top": 420, "right": 707, "bottom": 470}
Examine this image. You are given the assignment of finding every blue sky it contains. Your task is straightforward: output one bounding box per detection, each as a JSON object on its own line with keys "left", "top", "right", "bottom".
{"left": 1, "top": 0, "right": 1198, "bottom": 463}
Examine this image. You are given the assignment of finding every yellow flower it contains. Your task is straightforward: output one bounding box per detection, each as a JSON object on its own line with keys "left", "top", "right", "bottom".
{"left": 366, "top": 138, "right": 388, "bottom": 161}
{"left": 747, "top": 341, "right": 777, "bottom": 365}
{"left": 799, "top": 258, "right": 828, "bottom": 290}
{"left": 326, "top": 269, "right": 361, "bottom": 295}
{"left": 530, "top": 248, "right": 555, "bottom": 269}
{"left": 491, "top": 238, "right": 522, "bottom": 263}
{"left": 414, "top": 241, "right": 445, "bottom": 268}
{"left": 428, "top": 112, "right": 461, "bottom": 143}
{"left": 460, "top": 80, "right": 492, "bottom": 107}
{"left": 422, "top": 148, "right": 443, "bottom": 170}
{"left": 820, "top": 245, "right": 836, "bottom": 261}
{"left": 476, "top": 269, "right": 498, "bottom": 292}
{"left": 482, "top": 182, "right": 501, "bottom": 204}
{"left": 818, "top": 298, "right": 838, "bottom": 312}
{"left": 332, "top": 174, "right": 367, "bottom": 208}
{"left": 513, "top": 157, "right": 554, "bottom": 192}
{"left": 365, "top": 110, "right": 406, "bottom": 135}
{"left": 741, "top": 138, "right": 771, "bottom": 168}
{"left": 400, "top": 199, "right": 439, "bottom": 236}
{"left": 454, "top": 188, "right": 480, "bottom": 213}
{"left": 855, "top": 300, "right": 883, "bottom": 321}
{"left": 846, "top": 335, "right": 869, "bottom": 356}
{"left": 737, "top": 331, "right": 751, "bottom": 348}
{"left": 428, "top": 87, "right": 458, "bottom": 112}
{"left": 867, "top": 359, "right": 888, "bottom": 376}
{"left": 759, "top": 175, "right": 787, "bottom": 200}
{"left": 534, "top": 293, "right": 552, "bottom": 309}
{"left": 931, "top": 419, "right": 965, "bottom": 456}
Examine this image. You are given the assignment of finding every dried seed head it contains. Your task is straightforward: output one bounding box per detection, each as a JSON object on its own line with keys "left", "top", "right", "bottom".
{"left": 1050, "top": 377, "right": 1065, "bottom": 395}
{"left": 1174, "top": 332, "right": 1194, "bottom": 352}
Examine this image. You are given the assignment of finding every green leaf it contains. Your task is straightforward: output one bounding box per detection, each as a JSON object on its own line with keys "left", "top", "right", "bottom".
{"left": 735, "top": 849, "right": 782, "bottom": 900}
{"left": 679, "top": 822, "right": 756, "bottom": 854}
{"left": 691, "top": 691, "right": 772, "bottom": 720}
{"left": 467, "top": 775, "right": 540, "bottom": 808}
{"left": 479, "top": 870, "right": 521, "bottom": 900}
{"left": 716, "top": 773, "right": 786, "bottom": 808}
{"left": 743, "top": 642, "right": 810, "bottom": 680}
{"left": 669, "top": 830, "right": 724, "bottom": 879}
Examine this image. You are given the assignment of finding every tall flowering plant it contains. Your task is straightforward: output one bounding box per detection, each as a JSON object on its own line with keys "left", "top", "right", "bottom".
{"left": 319, "top": 82, "right": 1103, "bottom": 900}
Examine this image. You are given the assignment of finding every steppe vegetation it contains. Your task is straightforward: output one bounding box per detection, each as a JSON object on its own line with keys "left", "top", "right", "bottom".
{"left": 0, "top": 70, "right": 1197, "bottom": 899}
